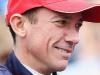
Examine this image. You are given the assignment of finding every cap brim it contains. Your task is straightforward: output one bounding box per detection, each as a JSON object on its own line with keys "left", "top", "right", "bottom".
{"left": 43, "top": 0, "right": 100, "bottom": 22}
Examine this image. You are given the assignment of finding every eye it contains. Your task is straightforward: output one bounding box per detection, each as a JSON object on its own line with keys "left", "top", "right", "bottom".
{"left": 51, "top": 19, "right": 70, "bottom": 27}
{"left": 75, "top": 21, "right": 83, "bottom": 31}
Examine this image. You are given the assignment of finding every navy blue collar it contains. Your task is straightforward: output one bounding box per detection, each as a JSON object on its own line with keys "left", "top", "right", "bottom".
{"left": 6, "top": 51, "right": 57, "bottom": 75}
{"left": 6, "top": 51, "right": 33, "bottom": 75}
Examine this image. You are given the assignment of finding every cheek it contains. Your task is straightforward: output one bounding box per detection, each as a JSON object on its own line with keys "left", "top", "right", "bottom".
{"left": 26, "top": 24, "right": 64, "bottom": 55}
{"left": 46, "top": 31, "right": 64, "bottom": 57}
{"left": 26, "top": 28, "right": 52, "bottom": 55}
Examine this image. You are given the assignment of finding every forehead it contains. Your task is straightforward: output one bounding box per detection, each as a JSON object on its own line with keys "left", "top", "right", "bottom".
{"left": 35, "top": 8, "right": 82, "bottom": 19}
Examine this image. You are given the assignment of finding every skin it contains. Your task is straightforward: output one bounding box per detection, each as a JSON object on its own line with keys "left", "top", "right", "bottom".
{"left": 10, "top": 8, "right": 82, "bottom": 75}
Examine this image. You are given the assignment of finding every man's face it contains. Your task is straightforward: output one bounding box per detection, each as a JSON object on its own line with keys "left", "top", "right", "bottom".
{"left": 25, "top": 8, "right": 82, "bottom": 72}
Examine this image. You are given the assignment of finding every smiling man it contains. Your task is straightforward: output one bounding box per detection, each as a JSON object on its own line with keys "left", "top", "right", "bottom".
{"left": 5, "top": 0, "right": 100, "bottom": 75}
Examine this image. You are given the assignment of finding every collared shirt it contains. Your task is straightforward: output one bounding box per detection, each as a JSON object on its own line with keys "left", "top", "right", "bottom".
{"left": 22, "top": 64, "right": 43, "bottom": 75}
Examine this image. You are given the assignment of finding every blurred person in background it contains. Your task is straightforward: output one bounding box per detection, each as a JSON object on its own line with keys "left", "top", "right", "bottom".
{"left": 0, "top": 17, "right": 13, "bottom": 75}
{"left": 0, "top": 0, "right": 13, "bottom": 74}
{"left": 0, "top": 17, "right": 13, "bottom": 64}
{"left": 0, "top": 0, "right": 13, "bottom": 65}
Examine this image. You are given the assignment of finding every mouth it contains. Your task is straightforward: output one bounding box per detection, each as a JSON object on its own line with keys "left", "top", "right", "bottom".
{"left": 53, "top": 46, "right": 73, "bottom": 60}
{"left": 54, "top": 46, "right": 73, "bottom": 53}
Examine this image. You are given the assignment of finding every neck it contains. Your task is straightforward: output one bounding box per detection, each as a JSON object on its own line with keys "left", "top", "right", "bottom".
{"left": 14, "top": 46, "right": 53, "bottom": 75}
{"left": 14, "top": 37, "right": 54, "bottom": 75}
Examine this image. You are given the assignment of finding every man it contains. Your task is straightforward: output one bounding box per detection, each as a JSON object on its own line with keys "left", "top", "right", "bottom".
{"left": 5, "top": 0, "right": 100, "bottom": 75}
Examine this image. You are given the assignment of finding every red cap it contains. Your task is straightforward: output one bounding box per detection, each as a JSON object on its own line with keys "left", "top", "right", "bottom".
{"left": 7, "top": 0, "right": 100, "bottom": 26}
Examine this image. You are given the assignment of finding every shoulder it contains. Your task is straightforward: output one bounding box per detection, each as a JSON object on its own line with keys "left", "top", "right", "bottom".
{"left": 0, "top": 65, "right": 12, "bottom": 75}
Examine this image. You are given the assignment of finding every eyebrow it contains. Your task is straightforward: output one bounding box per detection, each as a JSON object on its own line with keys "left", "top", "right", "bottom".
{"left": 50, "top": 15, "right": 83, "bottom": 23}
{"left": 49, "top": 12, "right": 83, "bottom": 22}
{"left": 50, "top": 15, "right": 73, "bottom": 21}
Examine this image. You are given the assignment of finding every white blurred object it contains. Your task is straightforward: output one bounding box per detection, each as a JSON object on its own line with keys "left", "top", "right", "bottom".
{"left": 58, "top": 58, "right": 100, "bottom": 75}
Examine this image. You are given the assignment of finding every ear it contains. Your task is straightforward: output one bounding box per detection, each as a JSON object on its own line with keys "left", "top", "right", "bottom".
{"left": 10, "top": 14, "right": 26, "bottom": 37}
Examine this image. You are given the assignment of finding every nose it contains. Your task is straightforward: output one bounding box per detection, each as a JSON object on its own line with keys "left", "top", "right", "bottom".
{"left": 64, "top": 30, "right": 79, "bottom": 45}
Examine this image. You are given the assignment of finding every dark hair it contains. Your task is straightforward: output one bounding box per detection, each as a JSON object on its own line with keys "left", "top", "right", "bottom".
{"left": 9, "top": 7, "right": 41, "bottom": 43}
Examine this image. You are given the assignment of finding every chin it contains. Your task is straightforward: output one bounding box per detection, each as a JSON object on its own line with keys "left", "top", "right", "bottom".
{"left": 53, "top": 61, "right": 68, "bottom": 72}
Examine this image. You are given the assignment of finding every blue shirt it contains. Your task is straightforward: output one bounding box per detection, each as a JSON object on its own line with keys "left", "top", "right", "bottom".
{"left": 0, "top": 64, "right": 12, "bottom": 75}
